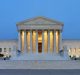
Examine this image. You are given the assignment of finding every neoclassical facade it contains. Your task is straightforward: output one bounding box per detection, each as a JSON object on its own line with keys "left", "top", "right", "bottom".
{"left": 17, "top": 17, "right": 63, "bottom": 55}
{"left": 0, "top": 16, "right": 80, "bottom": 60}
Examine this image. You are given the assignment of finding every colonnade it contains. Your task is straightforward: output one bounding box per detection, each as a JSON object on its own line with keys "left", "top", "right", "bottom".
{"left": 18, "top": 30, "right": 62, "bottom": 54}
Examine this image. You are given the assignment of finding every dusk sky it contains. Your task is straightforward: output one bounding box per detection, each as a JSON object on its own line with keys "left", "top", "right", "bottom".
{"left": 0, "top": 0, "right": 80, "bottom": 39}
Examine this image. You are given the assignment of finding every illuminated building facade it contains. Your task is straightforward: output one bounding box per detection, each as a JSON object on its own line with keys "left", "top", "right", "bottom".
{"left": 0, "top": 16, "right": 80, "bottom": 60}
{"left": 17, "top": 16, "right": 63, "bottom": 55}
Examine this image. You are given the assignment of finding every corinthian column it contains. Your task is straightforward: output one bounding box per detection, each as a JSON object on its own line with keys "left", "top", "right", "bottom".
{"left": 53, "top": 30, "right": 56, "bottom": 53}
{"left": 42, "top": 30, "right": 44, "bottom": 53}
{"left": 24, "top": 30, "right": 27, "bottom": 53}
{"left": 30, "top": 30, "right": 32, "bottom": 53}
{"left": 48, "top": 30, "right": 50, "bottom": 54}
{"left": 18, "top": 30, "right": 21, "bottom": 52}
{"left": 59, "top": 30, "right": 62, "bottom": 51}
{"left": 36, "top": 30, "right": 38, "bottom": 54}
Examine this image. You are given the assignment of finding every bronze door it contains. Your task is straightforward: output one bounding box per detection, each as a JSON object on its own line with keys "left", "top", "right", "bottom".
{"left": 38, "top": 43, "right": 42, "bottom": 53}
{"left": 38, "top": 31, "right": 42, "bottom": 53}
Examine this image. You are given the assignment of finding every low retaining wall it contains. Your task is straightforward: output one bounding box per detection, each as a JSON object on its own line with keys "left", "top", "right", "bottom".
{"left": 0, "top": 60, "right": 80, "bottom": 69}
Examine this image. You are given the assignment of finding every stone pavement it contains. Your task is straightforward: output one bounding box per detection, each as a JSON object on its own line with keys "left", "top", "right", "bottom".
{"left": 0, "top": 60, "right": 80, "bottom": 69}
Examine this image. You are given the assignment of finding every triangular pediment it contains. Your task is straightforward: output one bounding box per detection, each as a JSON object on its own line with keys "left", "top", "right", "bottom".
{"left": 17, "top": 16, "right": 63, "bottom": 25}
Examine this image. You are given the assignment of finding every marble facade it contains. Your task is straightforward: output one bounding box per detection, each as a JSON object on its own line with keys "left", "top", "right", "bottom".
{"left": 17, "top": 17, "right": 63, "bottom": 55}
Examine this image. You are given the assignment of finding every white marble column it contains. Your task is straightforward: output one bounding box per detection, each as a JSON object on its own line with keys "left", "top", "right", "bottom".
{"left": 30, "top": 30, "right": 32, "bottom": 53}
{"left": 59, "top": 30, "right": 62, "bottom": 51}
{"left": 24, "top": 30, "right": 27, "bottom": 53}
{"left": 42, "top": 30, "right": 44, "bottom": 53}
{"left": 18, "top": 30, "right": 21, "bottom": 52}
{"left": 53, "top": 30, "right": 56, "bottom": 53}
{"left": 48, "top": 30, "right": 50, "bottom": 54}
{"left": 36, "top": 30, "right": 38, "bottom": 54}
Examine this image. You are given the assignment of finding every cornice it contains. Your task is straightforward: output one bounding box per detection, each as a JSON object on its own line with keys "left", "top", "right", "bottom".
{"left": 16, "top": 16, "right": 64, "bottom": 26}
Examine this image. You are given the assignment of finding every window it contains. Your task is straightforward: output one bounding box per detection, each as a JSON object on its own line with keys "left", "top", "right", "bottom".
{"left": 4, "top": 48, "right": 6, "bottom": 52}
{"left": 0, "top": 48, "right": 2, "bottom": 52}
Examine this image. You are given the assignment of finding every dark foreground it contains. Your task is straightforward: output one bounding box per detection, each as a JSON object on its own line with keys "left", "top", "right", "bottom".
{"left": 0, "top": 69, "right": 80, "bottom": 75}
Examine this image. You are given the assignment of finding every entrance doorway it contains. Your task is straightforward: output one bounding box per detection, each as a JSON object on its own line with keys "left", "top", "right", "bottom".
{"left": 38, "top": 31, "right": 42, "bottom": 53}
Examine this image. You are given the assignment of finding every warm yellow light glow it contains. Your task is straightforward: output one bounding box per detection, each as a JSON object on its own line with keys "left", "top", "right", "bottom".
{"left": 38, "top": 38, "right": 42, "bottom": 42}
{"left": 27, "top": 31, "right": 30, "bottom": 53}
{"left": 56, "top": 31, "right": 59, "bottom": 53}
{"left": 68, "top": 48, "right": 80, "bottom": 58}
{"left": 68, "top": 49, "right": 71, "bottom": 56}
{"left": 50, "top": 31, "right": 53, "bottom": 53}
{"left": 33, "top": 31, "right": 36, "bottom": 35}
{"left": 38, "top": 31, "right": 42, "bottom": 43}
{"left": 78, "top": 48, "right": 80, "bottom": 52}
{"left": 32, "top": 31, "right": 36, "bottom": 53}
{"left": 38, "top": 33, "right": 42, "bottom": 43}
{"left": 44, "top": 31, "right": 47, "bottom": 35}
{"left": 44, "top": 31, "right": 48, "bottom": 53}
{"left": 21, "top": 31, "right": 24, "bottom": 52}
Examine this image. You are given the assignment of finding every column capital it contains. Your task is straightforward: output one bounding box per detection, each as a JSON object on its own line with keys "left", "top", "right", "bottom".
{"left": 24, "top": 30, "right": 26, "bottom": 32}
{"left": 18, "top": 30, "right": 21, "bottom": 32}
{"left": 48, "top": 29, "right": 50, "bottom": 32}
{"left": 30, "top": 29, "right": 32, "bottom": 31}
{"left": 42, "top": 30, "right": 44, "bottom": 31}
{"left": 35, "top": 29, "right": 37, "bottom": 31}
{"left": 54, "top": 29, "right": 56, "bottom": 32}
{"left": 59, "top": 30, "right": 62, "bottom": 33}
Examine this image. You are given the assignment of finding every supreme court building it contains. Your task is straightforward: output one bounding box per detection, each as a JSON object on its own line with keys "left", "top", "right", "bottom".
{"left": 0, "top": 16, "right": 80, "bottom": 60}
{"left": 17, "top": 17, "right": 63, "bottom": 55}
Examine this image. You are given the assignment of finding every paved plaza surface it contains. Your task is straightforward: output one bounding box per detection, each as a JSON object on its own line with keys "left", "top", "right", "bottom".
{"left": 0, "top": 60, "right": 80, "bottom": 69}
{"left": 0, "top": 69, "right": 80, "bottom": 75}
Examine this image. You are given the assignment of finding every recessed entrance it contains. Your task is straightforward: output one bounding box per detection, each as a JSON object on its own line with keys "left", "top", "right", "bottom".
{"left": 38, "top": 31, "right": 42, "bottom": 53}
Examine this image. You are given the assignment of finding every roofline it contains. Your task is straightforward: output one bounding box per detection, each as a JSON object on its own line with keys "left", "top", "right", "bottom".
{"left": 62, "top": 39, "right": 80, "bottom": 41}
{"left": 0, "top": 39, "right": 18, "bottom": 42}
{"left": 16, "top": 16, "right": 64, "bottom": 26}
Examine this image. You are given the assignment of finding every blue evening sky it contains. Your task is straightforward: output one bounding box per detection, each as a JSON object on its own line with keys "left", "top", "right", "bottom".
{"left": 0, "top": 0, "right": 80, "bottom": 39}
